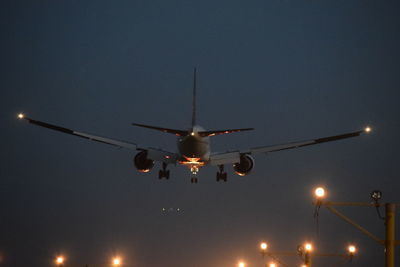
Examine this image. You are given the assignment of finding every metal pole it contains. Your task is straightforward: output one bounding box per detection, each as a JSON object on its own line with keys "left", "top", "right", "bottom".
{"left": 385, "top": 203, "right": 396, "bottom": 267}
{"left": 305, "top": 251, "right": 311, "bottom": 267}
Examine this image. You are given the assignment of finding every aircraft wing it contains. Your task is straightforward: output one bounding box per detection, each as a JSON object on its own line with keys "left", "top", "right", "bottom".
{"left": 19, "top": 115, "right": 178, "bottom": 163}
{"left": 209, "top": 128, "right": 369, "bottom": 165}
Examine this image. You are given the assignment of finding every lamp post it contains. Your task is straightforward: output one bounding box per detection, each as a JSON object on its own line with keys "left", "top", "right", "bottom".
{"left": 297, "top": 243, "right": 312, "bottom": 267}
{"left": 313, "top": 187, "right": 399, "bottom": 267}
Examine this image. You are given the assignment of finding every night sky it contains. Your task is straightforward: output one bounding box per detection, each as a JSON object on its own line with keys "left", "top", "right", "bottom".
{"left": 1, "top": 1, "right": 399, "bottom": 266}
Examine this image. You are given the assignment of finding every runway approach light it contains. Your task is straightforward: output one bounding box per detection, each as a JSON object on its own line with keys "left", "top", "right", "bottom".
{"left": 364, "top": 126, "right": 372, "bottom": 133}
{"left": 348, "top": 245, "right": 357, "bottom": 254}
{"left": 17, "top": 113, "right": 25, "bottom": 119}
{"left": 314, "top": 187, "right": 326, "bottom": 199}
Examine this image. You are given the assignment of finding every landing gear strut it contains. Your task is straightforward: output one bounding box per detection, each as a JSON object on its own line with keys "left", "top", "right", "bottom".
{"left": 190, "top": 165, "right": 199, "bottom": 183}
{"left": 158, "top": 162, "right": 170, "bottom": 180}
{"left": 216, "top": 165, "right": 227, "bottom": 182}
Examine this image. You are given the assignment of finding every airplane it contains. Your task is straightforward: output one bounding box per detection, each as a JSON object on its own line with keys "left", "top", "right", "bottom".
{"left": 18, "top": 69, "right": 371, "bottom": 183}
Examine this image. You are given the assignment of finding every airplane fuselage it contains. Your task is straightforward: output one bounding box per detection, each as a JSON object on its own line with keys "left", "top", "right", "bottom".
{"left": 177, "top": 125, "right": 210, "bottom": 169}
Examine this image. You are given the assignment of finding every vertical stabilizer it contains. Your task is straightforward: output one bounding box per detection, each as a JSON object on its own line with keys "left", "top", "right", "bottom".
{"left": 191, "top": 68, "right": 197, "bottom": 129}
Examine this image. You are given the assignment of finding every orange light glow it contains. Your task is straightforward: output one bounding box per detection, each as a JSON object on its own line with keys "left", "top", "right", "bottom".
{"left": 56, "top": 256, "right": 64, "bottom": 265}
{"left": 314, "top": 187, "right": 325, "bottom": 198}
{"left": 348, "top": 245, "right": 356, "bottom": 254}
{"left": 260, "top": 242, "right": 267, "bottom": 250}
{"left": 113, "top": 257, "right": 121, "bottom": 266}
{"left": 138, "top": 169, "right": 150, "bottom": 173}
{"left": 304, "top": 243, "right": 313, "bottom": 252}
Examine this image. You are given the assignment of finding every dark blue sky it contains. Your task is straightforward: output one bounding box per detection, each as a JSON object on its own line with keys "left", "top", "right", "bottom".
{"left": 1, "top": 1, "right": 399, "bottom": 266}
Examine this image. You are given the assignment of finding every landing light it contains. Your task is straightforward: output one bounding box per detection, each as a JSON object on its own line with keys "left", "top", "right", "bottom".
{"left": 190, "top": 132, "right": 195, "bottom": 136}
{"left": 17, "top": 113, "right": 25, "bottom": 119}
{"left": 364, "top": 126, "right": 372, "bottom": 133}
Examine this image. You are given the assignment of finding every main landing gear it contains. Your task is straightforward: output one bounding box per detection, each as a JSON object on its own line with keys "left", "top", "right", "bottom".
{"left": 190, "top": 177, "right": 198, "bottom": 183}
{"left": 216, "top": 165, "right": 227, "bottom": 182}
{"left": 158, "top": 162, "right": 170, "bottom": 180}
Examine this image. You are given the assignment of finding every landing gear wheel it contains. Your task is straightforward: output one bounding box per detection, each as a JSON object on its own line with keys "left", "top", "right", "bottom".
{"left": 158, "top": 163, "right": 170, "bottom": 180}
{"left": 216, "top": 165, "right": 227, "bottom": 182}
{"left": 191, "top": 177, "right": 198, "bottom": 183}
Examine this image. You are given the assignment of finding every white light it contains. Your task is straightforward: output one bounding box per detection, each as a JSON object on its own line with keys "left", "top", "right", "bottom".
{"left": 17, "top": 113, "right": 25, "bottom": 119}
{"left": 364, "top": 126, "right": 372, "bottom": 133}
{"left": 315, "top": 187, "right": 325, "bottom": 198}
{"left": 260, "top": 242, "right": 267, "bottom": 250}
{"left": 56, "top": 256, "right": 64, "bottom": 264}
{"left": 348, "top": 245, "right": 356, "bottom": 254}
{"left": 305, "top": 243, "right": 313, "bottom": 252}
{"left": 113, "top": 257, "right": 121, "bottom": 266}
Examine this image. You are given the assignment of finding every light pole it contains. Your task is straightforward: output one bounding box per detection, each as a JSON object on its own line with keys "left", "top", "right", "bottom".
{"left": 297, "top": 243, "right": 312, "bottom": 267}
{"left": 259, "top": 241, "right": 355, "bottom": 266}
{"left": 313, "top": 187, "right": 399, "bottom": 267}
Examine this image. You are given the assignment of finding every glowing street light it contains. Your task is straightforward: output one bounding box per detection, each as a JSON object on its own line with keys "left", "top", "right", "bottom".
{"left": 55, "top": 256, "right": 64, "bottom": 265}
{"left": 348, "top": 245, "right": 356, "bottom": 254}
{"left": 304, "top": 243, "right": 313, "bottom": 252}
{"left": 260, "top": 242, "right": 268, "bottom": 257}
{"left": 314, "top": 187, "right": 325, "bottom": 199}
{"left": 113, "top": 257, "right": 121, "bottom": 266}
{"left": 238, "top": 261, "right": 246, "bottom": 267}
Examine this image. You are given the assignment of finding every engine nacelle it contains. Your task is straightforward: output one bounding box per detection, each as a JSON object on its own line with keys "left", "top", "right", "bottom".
{"left": 233, "top": 154, "right": 255, "bottom": 176}
{"left": 134, "top": 151, "right": 155, "bottom": 173}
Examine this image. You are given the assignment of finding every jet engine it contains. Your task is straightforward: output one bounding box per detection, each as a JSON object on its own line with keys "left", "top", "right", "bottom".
{"left": 233, "top": 154, "right": 255, "bottom": 176}
{"left": 134, "top": 151, "right": 154, "bottom": 173}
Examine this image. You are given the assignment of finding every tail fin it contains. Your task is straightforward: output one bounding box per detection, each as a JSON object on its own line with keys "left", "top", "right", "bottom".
{"left": 191, "top": 67, "right": 197, "bottom": 129}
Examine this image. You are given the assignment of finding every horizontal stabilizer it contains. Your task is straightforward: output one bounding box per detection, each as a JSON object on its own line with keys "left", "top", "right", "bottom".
{"left": 132, "top": 123, "right": 188, "bottom": 136}
{"left": 198, "top": 128, "right": 254, "bottom": 137}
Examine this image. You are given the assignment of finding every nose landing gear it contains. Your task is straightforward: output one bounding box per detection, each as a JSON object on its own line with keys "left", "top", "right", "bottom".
{"left": 216, "top": 165, "right": 227, "bottom": 182}
{"left": 190, "top": 165, "right": 199, "bottom": 183}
